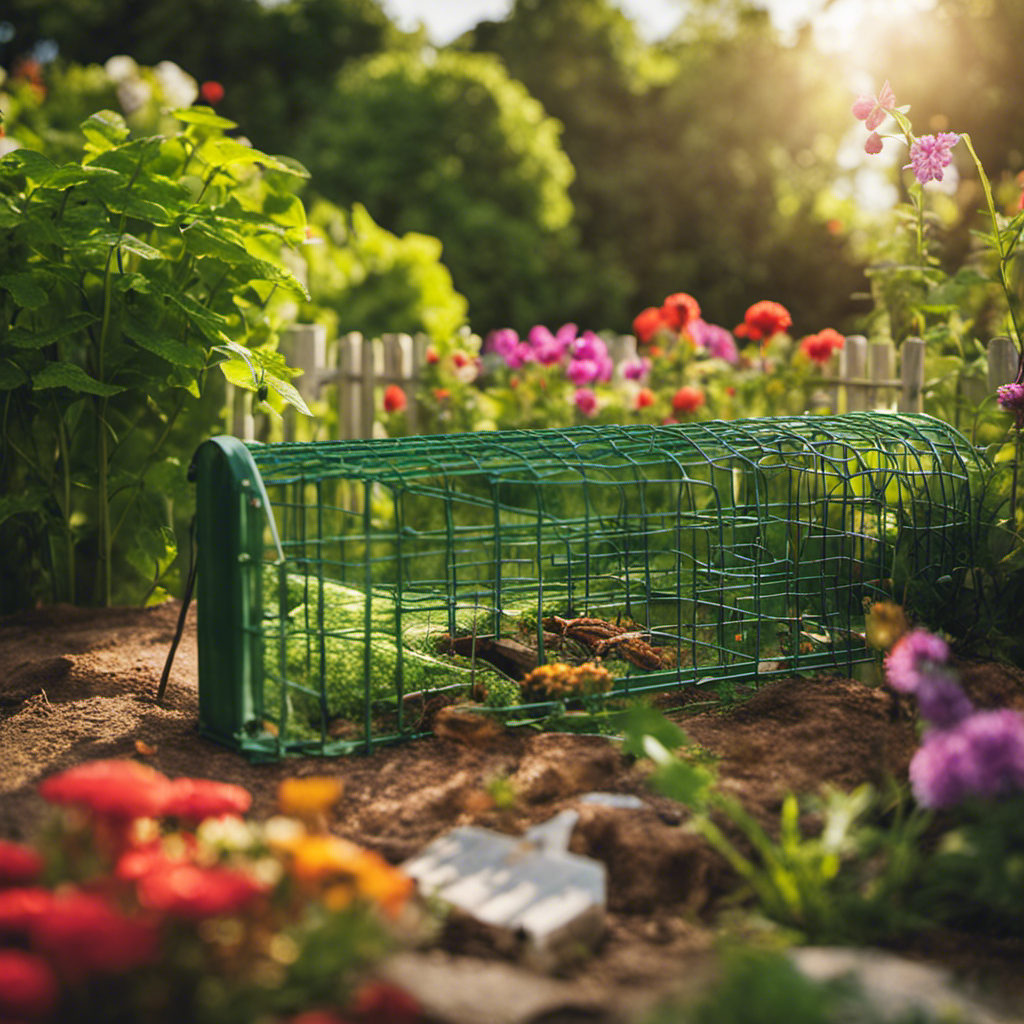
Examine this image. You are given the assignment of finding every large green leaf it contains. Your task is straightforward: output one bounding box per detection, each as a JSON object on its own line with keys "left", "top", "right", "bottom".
{"left": 80, "top": 232, "right": 164, "bottom": 261}
{"left": 7, "top": 313, "right": 97, "bottom": 349}
{"left": 33, "top": 362, "right": 125, "bottom": 396}
{"left": 0, "top": 149, "right": 57, "bottom": 186}
{"left": 171, "top": 106, "right": 238, "bottom": 130}
{"left": 42, "top": 164, "right": 122, "bottom": 192}
{"left": 124, "top": 313, "right": 205, "bottom": 368}
{"left": 0, "top": 360, "right": 29, "bottom": 390}
{"left": 0, "top": 488, "right": 50, "bottom": 527}
{"left": 81, "top": 110, "right": 131, "bottom": 152}
{"left": 0, "top": 272, "right": 49, "bottom": 308}
{"left": 265, "top": 372, "right": 312, "bottom": 416}
{"left": 0, "top": 193, "right": 22, "bottom": 227}
{"left": 203, "top": 138, "right": 310, "bottom": 177}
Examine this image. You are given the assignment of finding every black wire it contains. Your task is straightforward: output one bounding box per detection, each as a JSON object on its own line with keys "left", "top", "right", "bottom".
{"left": 156, "top": 515, "right": 197, "bottom": 705}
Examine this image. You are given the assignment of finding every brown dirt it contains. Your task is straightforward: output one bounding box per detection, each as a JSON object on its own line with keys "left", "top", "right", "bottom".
{"left": 2, "top": 602, "right": 1024, "bottom": 1023}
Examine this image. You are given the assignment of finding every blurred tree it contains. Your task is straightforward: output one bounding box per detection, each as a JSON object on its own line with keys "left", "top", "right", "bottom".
{"left": 294, "top": 49, "right": 624, "bottom": 333}
{"left": 471, "top": 0, "right": 866, "bottom": 333}
{"left": 0, "top": 0, "right": 401, "bottom": 154}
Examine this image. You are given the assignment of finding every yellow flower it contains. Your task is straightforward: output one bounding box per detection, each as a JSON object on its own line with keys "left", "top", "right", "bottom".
{"left": 277, "top": 776, "right": 344, "bottom": 818}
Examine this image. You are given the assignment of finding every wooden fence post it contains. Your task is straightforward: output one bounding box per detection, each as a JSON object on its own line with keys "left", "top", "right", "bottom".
{"left": 279, "top": 323, "right": 328, "bottom": 442}
{"left": 868, "top": 340, "right": 896, "bottom": 411}
{"left": 841, "top": 335, "right": 868, "bottom": 411}
{"left": 988, "top": 335, "right": 1019, "bottom": 392}
{"left": 898, "top": 337, "right": 925, "bottom": 413}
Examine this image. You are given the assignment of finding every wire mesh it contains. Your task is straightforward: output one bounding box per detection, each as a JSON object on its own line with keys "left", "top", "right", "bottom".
{"left": 191, "top": 412, "right": 987, "bottom": 760}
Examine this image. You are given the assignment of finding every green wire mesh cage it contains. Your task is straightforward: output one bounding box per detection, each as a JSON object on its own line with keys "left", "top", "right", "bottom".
{"left": 191, "top": 412, "right": 986, "bottom": 761}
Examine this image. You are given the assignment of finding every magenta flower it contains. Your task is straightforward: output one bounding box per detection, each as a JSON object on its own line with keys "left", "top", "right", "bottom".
{"left": 905, "top": 132, "right": 960, "bottom": 184}
{"left": 997, "top": 382, "right": 1024, "bottom": 427}
{"left": 528, "top": 323, "right": 576, "bottom": 365}
{"left": 884, "top": 629, "right": 950, "bottom": 694}
{"left": 852, "top": 81, "right": 896, "bottom": 132}
{"left": 864, "top": 132, "right": 883, "bottom": 155}
{"left": 574, "top": 387, "right": 597, "bottom": 417}
{"left": 914, "top": 670, "right": 975, "bottom": 731}
{"left": 621, "top": 355, "right": 651, "bottom": 381}
{"left": 689, "top": 319, "right": 739, "bottom": 364}
{"left": 566, "top": 358, "right": 599, "bottom": 386}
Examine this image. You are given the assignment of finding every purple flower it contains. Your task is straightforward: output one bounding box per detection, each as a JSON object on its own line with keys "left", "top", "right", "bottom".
{"left": 570, "top": 331, "right": 606, "bottom": 364}
{"left": 997, "top": 382, "right": 1024, "bottom": 427}
{"left": 910, "top": 709, "right": 1024, "bottom": 807}
{"left": 915, "top": 669, "right": 975, "bottom": 731}
{"left": 689, "top": 319, "right": 739, "bottom": 364}
{"left": 574, "top": 387, "right": 597, "bottom": 417}
{"left": 528, "top": 323, "right": 576, "bottom": 365}
{"left": 905, "top": 132, "right": 960, "bottom": 185}
{"left": 621, "top": 355, "right": 652, "bottom": 381}
{"left": 884, "top": 629, "right": 950, "bottom": 694}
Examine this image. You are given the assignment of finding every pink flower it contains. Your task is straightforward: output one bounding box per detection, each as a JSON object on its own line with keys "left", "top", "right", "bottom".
{"left": 905, "top": 132, "right": 960, "bottom": 184}
{"left": 852, "top": 80, "right": 896, "bottom": 132}
{"left": 997, "top": 382, "right": 1024, "bottom": 427}
{"left": 688, "top": 319, "right": 739, "bottom": 364}
{"left": 574, "top": 388, "right": 598, "bottom": 417}
{"left": 621, "top": 355, "right": 651, "bottom": 381}
{"left": 528, "top": 323, "right": 576, "bottom": 364}
{"left": 885, "top": 629, "right": 950, "bottom": 694}
{"left": 864, "top": 132, "right": 883, "bottom": 155}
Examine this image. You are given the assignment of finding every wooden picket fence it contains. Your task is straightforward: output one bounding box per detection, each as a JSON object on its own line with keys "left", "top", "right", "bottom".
{"left": 229, "top": 328, "right": 1020, "bottom": 442}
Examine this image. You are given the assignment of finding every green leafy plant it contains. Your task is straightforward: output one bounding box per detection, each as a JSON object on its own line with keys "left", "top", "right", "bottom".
{"left": 0, "top": 104, "right": 312, "bottom": 610}
{"left": 621, "top": 706, "right": 930, "bottom": 943}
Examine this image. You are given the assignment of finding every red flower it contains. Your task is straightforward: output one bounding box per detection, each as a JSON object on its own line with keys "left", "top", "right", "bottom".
{"left": 162, "top": 778, "right": 251, "bottom": 822}
{"left": 39, "top": 760, "right": 172, "bottom": 821}
{"left": 799, "top": 328, "right": 845, "bottom": 364}
{"left": 671, "top": 386, "right": 705, "bottom": 414}
{"left": 349, "top": 980, "right": 421, "bottom": 1022}
{"left": 136, "top": 862, "right": 266, "bottom": 920}
{"left": 31, "top": 892, "right": 159, "bottom": 978}
{"left": 632, "top": 306, "right": 671, "bottom": 344}
{"left": 424, "top": 346, "right": 439, "bottom": 364}
{"left": 0, "top": 888, "right": 54, "bottom": 935}
{"left": 0, "top": 839, "right": 44, "bottom": 886}
{"left": 635, "top": 387, "right": 655, "bottom": 410}
{"left": 200, "top": 80, "right": 225, "bottom": 105}
{"left": 660, "top": 292, "right": 701, "bottom": 332}
{"left": 432, "top": 387, "right": 450, "bottom": 402}
{"left": 382, "top": 385, "right": 407, "bottom": 414}
{"left": 287, "top": 1012, "right": 353, "bottom": 1024}
{"left": 738, "top": 301, "right": 792, "bottom": 343}
{"left": 0, "top": 949, "right": 58, "bottom": 1020}
{"left": 451, "top": 350, "right": 471, "bottom": 369}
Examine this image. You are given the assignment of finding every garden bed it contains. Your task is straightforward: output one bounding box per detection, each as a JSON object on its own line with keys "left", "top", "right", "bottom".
{"left": 2, "top": 601, "right": 1024, "bottom": 1023}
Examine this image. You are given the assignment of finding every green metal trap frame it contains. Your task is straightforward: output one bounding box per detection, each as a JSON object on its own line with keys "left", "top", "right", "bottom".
{"left": 191, "top": 412, "right": 986, "bottom": 760}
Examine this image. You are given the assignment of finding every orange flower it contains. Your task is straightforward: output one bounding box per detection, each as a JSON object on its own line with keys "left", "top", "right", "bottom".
{"left": 671, "top": 385, "right": 705, "bottom": 414}
{"left": 660, "top": 292, "right": 701, "bottom": 331}
{"left": 738, "top": 300, "right": 792, "bottom": 343}
{"left": 425, "top": 345, "right": 439, "bottom": 364}
{"left": 382, "top": 384, "right": 406, "bottom": 414}
{"left": 635, "top": 387, "right": 655, "bottom": 410}
{"left": 278, "top": 776, "right": 344, "bottom": 818}
{"left": 632, "top": 306, "right": 671, "bottom": 344}
{"left": 799, "top": 328, "right": 845, "bottom": 364}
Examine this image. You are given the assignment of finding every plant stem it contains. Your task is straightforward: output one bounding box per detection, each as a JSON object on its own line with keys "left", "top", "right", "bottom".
{"left": 961, "top": 132, "right": 1024, "bottom": 355}
{"left": 54, "top": 397, "right": 75, "bottom": 603}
